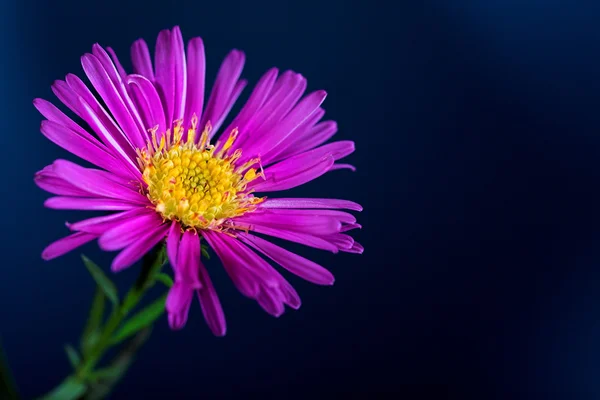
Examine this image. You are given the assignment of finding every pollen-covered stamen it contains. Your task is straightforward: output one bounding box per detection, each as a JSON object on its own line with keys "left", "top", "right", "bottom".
{"left": 139, "top": 117, "right": 264, "bottom": 230}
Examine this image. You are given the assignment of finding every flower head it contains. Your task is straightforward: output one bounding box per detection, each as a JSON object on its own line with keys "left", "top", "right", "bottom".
{"left": 35, "top": 26, "right": 362, "bottom": 335}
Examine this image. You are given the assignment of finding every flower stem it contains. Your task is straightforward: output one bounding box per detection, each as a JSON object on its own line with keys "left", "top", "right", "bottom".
{"left": 37, "top": 244, "right": 167, "bottom": 400}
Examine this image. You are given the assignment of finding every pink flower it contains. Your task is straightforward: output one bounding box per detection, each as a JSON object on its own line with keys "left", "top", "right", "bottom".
{"left": 35, "top": 26, "right": 362, "bottom": 336}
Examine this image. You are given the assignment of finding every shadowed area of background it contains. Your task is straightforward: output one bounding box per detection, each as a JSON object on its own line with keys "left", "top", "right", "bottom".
{"left": 2, "top": 0, "right": 600, "bottom": 398}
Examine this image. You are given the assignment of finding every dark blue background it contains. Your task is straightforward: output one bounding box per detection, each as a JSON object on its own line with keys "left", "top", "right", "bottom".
{"left": 2, "top": 0, "right": 600, "bottom": 398}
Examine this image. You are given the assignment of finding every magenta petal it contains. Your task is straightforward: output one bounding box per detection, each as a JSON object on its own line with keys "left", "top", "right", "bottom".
{"left": 81, "top": 53, "right": 146, "bottom": 149}
{"left": 201, "top": 49, "right": 245, "bottom": 138}
{"left": 347, "top": 241, "right": 364, "bottom": 254}
{"left": 52, "top": 159, "right": 147, "bottom": 204}
{"left": 221, "top": 67, "right": 278, "bottom": 149}
{"left": 260, "top": 208, "right": 357, "bottom": 224}
{"left": 183, "top": 37, "right": 206, "bottom": 127}
{"left": 196, "top": 263, "right": 227, "bottom": 336}
{"left": 68, "top": 209, "right": 149, "bottom": 234}
{"left": 235, "top": 211, "right": 342, "bottom": 235}
{"left": 111, "top": 223, "right": 169, "bottom": 272}
{"left": 65, "top": 76, "right": 141, "bottom": 178}
{"left": 154, "top": 29, "right": 176, "bottom": 126}
{"left": 166, "top": 221, "right": 182, "bottom": 269}
{"left": 34, "top": 98, "right": 96, "bottom": 143}
{"left": 212, "top": 79, "right": 247, "bottom": 134}
{"left": 106, "top": 47, "right": 128, "bottom": 80}
{"left": 304, "top": 141, "right": 355, "bottom": 162}
{"left": 35, "top": 165, "right": 90, "bottom": 197}
{"left": 45, "top": 197, "right": 140, "bottom": 211}
{"left": 166, "top": 281, "right": 193, "bottom": 330}
{"left": 340, "top": 223, "right": 362, "bottom": 232}
{"left": 205, "top": 231, "right": 278, "bottom": 286}
{"left": 176, "top": 231, "right": 202, "bottom": 289}
{"left": 170, "top": 26, "right": 187, "bottom": 123}
{"left": 231, "top": 220, "right": 339, "bottom": 253}
{"left": 243, "top": 90, "right": 326, "bottom": 161}
{"left": 39, "top": 120, "right": 123, "bottom": 176}
{"left": 278, "top": 120, "right": 339, "bottom": 161}
{"left": 42, "top": 232, "right": 96, "bottom": 261}
{"left": 266, "top": 110, "right": 330, "bottom": 164}
{"left": 331, "top": 163, "right": 356, "bottom": 172}
{"left": 128, "top": 74, "right": 167, "bottom": 135}
{"left": 321, "top": 233, "right": 354, "bottom": 251}
{"left": 257, "top": 290, "right": 285, "bottom": 317}
{"left": 203, "top": 231, "right": 299, "bottom": 316}
{"left": 238, "top": 233, "right": 335, "bottom": 285}
{"left": 260, "top": 198, "right": 363, "bottom": 211}
{"left": 131, "top": 39, "right": 155, "bottom": 81}
{"left": 236, "top": 72, "right": 306, "bottom": 153}
{"left": 99, "top": 212, "right": 163, "bottom": 251}
{"left": 250, "top": 154, "right": 334, "bottom": 192}
{"left": 202, "top": 231, "right": 261, "bottom": 297}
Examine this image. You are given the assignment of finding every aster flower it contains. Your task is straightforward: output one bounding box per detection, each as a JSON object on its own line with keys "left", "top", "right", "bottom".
{"left": 35, "top": 26, "right": 363, "bottom": 336}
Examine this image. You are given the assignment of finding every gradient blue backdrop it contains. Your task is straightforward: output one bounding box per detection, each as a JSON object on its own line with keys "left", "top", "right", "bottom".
{"left": 2, "top": 0, "right": 600, "bottom": 398}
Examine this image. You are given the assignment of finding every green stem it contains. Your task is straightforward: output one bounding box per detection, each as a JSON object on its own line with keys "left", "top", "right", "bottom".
{"left": 37, "top": 244, "right": 167, "bottom": 400}
{"left": 79, "top": 245, "right": 165, "bottom": 378}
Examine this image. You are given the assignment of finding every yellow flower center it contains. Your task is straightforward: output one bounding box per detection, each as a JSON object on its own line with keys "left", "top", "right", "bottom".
{"left": 139, "top": 118, "right": 263, "bottom": 230}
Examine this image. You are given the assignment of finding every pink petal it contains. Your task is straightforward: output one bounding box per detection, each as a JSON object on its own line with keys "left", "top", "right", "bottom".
{"left": 170, "top": 26, "right": 187, "bottom": 123}
{"left": 127, "top": 74, "right": 166, "bottom": 134}
{"left": 231, "top": 220, "right": 339, "bottom": 253}
{"left": 68, "top": 208, "right": 150, "bottom": 234}
{"left": 44, "top": 197, "right": 140, "bottom": 211}
{"left": 242, "top": 90, "right": 326, "bottom": 162}
{"left": 154, "top": 29, "right": 175, "bottom": 126}
{"left": 51, "top": 159, "right": 147, "bottom": 204}
{"left": 176, "top": 230, "right": 202, "bottom": 288}
{"left": 196, "top": 262, "right": 226, "bottom": 336}
{"left": 42, "top": 232, "right": 97, "bottom": 261}
{"left": 111, "top": 223, "right": 169, "bottom": 272}
{"left": 238, "top": 232, "right": 335, "bottom": 285}
{"left": 131, "top": 39, "right": 155, "bottom": 81}
{"left": 81, "top": 53, "right": 146, "bottom": 149}
{"left": 260, "top": 198, "right": 363, "bottom": 211}
{"left": 250, "top": 154, "right": 334, "bottom": 192}
{"left": 183, "top": 37, "right": 206, "bottom": 127}
{"left": 39, "top": 120, "right": 124, "bottom": 177}
{"left": 201, "top": 50, "right": 245, "bottom": 138}
{"left": 99, "top": 212, "right": 164, "bottom": 251}
{"left": 166, "top": 221, "right": 182, "bottom": 269}
{"left": 221, "top": 67, "right": 278, "bottom": 150}
{"left": 106, "top": 47, "right": 128, "bottom": 80}
{"left": 166, "top": 281, "right": 193, "bottom": 330}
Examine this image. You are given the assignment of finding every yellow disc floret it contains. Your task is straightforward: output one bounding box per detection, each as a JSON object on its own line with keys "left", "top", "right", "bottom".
{"left": 139, "top": 117, "right": 263, "bottom": 230}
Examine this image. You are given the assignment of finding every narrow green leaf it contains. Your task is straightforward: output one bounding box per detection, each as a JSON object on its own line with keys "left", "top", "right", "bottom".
{"left": 110, "top": 295, "right": 167, "bottom": 345}
{"left": 80, "top": 286, "right": 105, "bottom": 357}
{"left": 81, "top": 255, "right": 119, "bottom": 305}
{"left": 201, "top": 244, "right": 210, "bottom": 259}
{"left": 37, "top": 376, "right": 86, "bottom": 400}
{"left": 64, "top": 345, "right": 80, "bottom": 369}
{"left": 155, "top": 273, "right": 173, "bottom": 287}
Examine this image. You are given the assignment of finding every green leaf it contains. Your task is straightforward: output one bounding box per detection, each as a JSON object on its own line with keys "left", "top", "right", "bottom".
{"left": 64, "top": 345, "right": 80, "bottom": 369}
{"left": 155, "top": 273, "right": 173, "bottom": 287}
{"left": 80, "top": 286, "right": 105, "bottom": 357}
{"left": 37, "top": 376, "right": 86, "bottom": 400}
{"left": 81, "top": 255, "right": 119, "bottom": 306}
{"left": 110, "top": 295, "right": 167, "bottom": 345}
{"left": 201, "top": 243, "right": 210, "bottom": 259}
